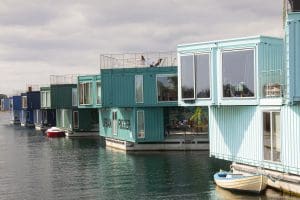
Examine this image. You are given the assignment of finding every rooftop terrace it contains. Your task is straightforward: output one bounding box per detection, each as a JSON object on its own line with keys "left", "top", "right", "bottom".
{"left": 100, "top": 52, "right": 177, "bottom": 70}
{"left": 50, "top": 75, "right": 78, "bottom": 85}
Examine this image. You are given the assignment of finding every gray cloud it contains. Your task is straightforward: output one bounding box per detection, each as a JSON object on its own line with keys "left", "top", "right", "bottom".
{"left": 0, "top": 0, "right": 283, "bottom": 95}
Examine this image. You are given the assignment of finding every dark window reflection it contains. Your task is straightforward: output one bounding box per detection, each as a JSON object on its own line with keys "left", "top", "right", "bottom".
{"left": 157, "top": 75, "right": 178, "bottom": 102}
{"left": 164, "top": 107, "right": 208, "bottom": 135}
{"left": 222, "top": 49, "right": 255, "bottom": 98}
{"left": 181, "top": 55, "right": 195, "bottom": 99}
{"left": 195, "top": 54, "right": 210, "bottom": 98}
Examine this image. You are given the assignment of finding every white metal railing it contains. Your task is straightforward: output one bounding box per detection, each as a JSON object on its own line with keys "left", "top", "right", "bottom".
{"left": 100, "top": 52, "right": 177, "bottom": 70}
{"left": 50, "top": 74, "right": 79, "bottom": 85}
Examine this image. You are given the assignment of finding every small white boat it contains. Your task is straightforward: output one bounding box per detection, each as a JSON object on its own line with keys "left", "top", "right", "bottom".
{"left": 214, "top": 171, "right": 268, "bottom": 193}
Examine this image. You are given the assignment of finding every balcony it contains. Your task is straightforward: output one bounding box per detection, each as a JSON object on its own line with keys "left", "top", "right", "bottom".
{"left": 100, "top": 52, "right": 177, "bottom": 70}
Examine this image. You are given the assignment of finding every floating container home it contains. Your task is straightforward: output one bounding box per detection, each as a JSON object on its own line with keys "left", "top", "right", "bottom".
{"left": 20, "top": 88, "right": 40, "bottom": 127}
{"left": 1, "top": 98, "right": 10, "bottom": 111}
{"left": 38, "top": 86, "right": 56, "bottom": 130}
{"left": 10, "top": 96, "right": 22, "bottom": 124}
{"left": 177, "top": 1, "right": 300, "bottom": 195}
{"left": 50, "top": 75, "right": 99, "bottom": 136}
{"left": 76, "top": 75, "right": 101, "bottom": 135}
{"left": 98, "top": 52, "right": 209, "bottom": 150}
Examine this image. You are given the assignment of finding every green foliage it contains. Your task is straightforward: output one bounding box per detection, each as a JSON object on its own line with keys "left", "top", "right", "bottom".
{"left": 189, "top": 107, "right": 208, "bottom": 127}
{"left": 0, "top": 94, "right": 8, "bottom": 99}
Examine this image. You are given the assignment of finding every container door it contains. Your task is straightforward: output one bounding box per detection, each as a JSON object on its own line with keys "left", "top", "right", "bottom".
{"left": 112, "top": 111, "right": 118, "bottom": 135}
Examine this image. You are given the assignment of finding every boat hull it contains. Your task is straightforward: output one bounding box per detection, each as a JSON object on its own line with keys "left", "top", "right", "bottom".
{"left": 214, "top": 172, "right": 268, "bottom": 193}
{"left": 47, "top": 131, "right": 65, "bottom": 137}
{"left": 46, "top": 127, "right": 65, "bottom": 137}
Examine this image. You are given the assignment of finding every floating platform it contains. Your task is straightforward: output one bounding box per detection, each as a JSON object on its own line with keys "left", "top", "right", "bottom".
{"left": 105, "top": 133, "right": 209, "bottom": 151}
{"left": 65, "top": 131, "right": 99, "bottom": 137}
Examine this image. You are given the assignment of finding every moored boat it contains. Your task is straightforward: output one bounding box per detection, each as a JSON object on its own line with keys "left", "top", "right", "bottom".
{"left": 46, "top": 127, "right": 65, "bottom": 137}
{"left": 214, "top": 171, "right": 268, "bottom": 193}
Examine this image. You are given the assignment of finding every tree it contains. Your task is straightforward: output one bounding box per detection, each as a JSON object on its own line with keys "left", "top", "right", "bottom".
{"left": 0, "top": 94, "right": 8, "bottom": 99}
{"left": 189, "top": 107, "right": 208, "bottom": 132}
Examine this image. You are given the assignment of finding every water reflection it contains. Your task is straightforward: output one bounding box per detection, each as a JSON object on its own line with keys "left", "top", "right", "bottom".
{"left": 0, "top": 112, "right": 297, "bottom": 200}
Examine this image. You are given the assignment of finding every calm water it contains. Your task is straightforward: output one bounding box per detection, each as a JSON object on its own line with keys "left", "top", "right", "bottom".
{"left": 0, "top": 112, "right": 297, "bottom": 200}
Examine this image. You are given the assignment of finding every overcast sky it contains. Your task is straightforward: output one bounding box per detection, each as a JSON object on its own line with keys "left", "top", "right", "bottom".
{"left": 0, "top": 0, "right": 284, "bottom": 95}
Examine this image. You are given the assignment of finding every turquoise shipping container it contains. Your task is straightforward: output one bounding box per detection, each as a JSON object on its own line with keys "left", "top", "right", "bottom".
{"left": 177, "top": 36, "right": 284, "bottom": 107}
{"left": 209, "top": 105, "right": 300, "bottom": 175}
{"left": 286, "top": 12, "right": 300, "bottom": 102}
{"left": 101, "top": 66, "right": 178, "bottom": 107}
{"left": 99, "top": 107, "right": 164, "bottom": 142}
{"left": 50, "top": 84, "right": 77, "bottom": 109}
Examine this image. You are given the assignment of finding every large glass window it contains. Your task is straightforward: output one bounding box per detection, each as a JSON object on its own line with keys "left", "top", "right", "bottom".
{"left": 157, "top": 74, "right": 178, "bottom": 102}
{"left": 135, "top": 75, "right": 143, "bottom": 103}
{"left": 22, "top": 96, "right": 27, "bottom": 108}
{"left": 164, "top": 107, "right": 208, "bottom": 135}
{"left": 96, "top": 81, "right": 101, "bottom": 105}
{"left": 41, "top": 92, "right": 46, "bottom": 107}
{"left": 112, "top": 111, "right": 118, "bottom": 135}
{"left": 222, "top": 49, "right": 255, "bottom": 98}
{"left": 72, "top": 88, "right": 78, "bottom": 107}
{"left": 195, "top": 54, "right": 210, "bottom": 98}
{"left": 73, "top": 111, "right": 79, "bottom": 129}
{"left": 263, "top": 111, "right": 281, "bottom": 162}
{"left": 137, "top": 110, "right": 145, "bottom": 139}
{"left": 41, "top": 91, "right": 51, "bottom": 107}
{"left": 79, "top": 82, "right": 92, "bottom": 105}
{"left": 46, "top": 91, "right": 51, "bottom": 107}
{"left": 181, "top": 55, "right": 195, "bottom": 99}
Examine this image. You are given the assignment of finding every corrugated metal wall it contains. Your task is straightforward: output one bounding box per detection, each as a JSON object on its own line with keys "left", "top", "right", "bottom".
{"left": 101, "top": 67, "right": 177, "bottom": 107}
{"left": 210, "top": 105, "right": 300, "bottom": 175}
{"left": 210, "top": 106, "right": 262, "bottom": 163}
{"left": 51, "top": 84, "right": 76, "bottom": 109}
{"left": 27, "top": 91, "right": 40, "bottom": 110}
{"left": 286, "top": 13, "right": 300, "bottom": 101}
{"left": 137, "top": 107, "right": 164, "bottom": 142}
{"left": 281, "top": 105, "right": 300, "bottom": 175}
{"left": 76, "top": 108, "right": 99, "bottom": 132}
{"left": 99, "top": 107, "right": 164, "bottom": 142}
{"left": 13, "top": 96, "right": 22, "bottom": 110}
{"left": 99, "top": 108, "right": 135, "bottom": 142}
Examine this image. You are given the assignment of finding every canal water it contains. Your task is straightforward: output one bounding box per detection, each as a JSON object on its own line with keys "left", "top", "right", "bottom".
{"left": 0, "top": 112, "right": 297, "bottom": 200}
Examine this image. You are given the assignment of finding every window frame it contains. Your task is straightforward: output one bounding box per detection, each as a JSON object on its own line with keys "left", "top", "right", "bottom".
{"left": 137, "top": 110, "right": 145, "bottom": 139}
{"left": 262, "top": 109, "right": 281, "bottom": 163}
{"left": 96, "top": 81, "right": 101, "bottom": 105}
{"left": 180, "top": 54, "right": 196, "bottom": 100}
{"left": 156, "top": 73, "right": 178, "bottom": 103}
{"left": 112, "top": 111, "right": 118, "bottom": 135}
{"left": 73, "top": 110, "right": 79, "bottom": 129}
{"left": 22, "top": 96, "right": 27, "bottom": 109}
{"left": 79, "top": 82, "right": 92, "bottom": 105}
{"left": 194, "top": 52, "right": 211, "bottom": 99}
{"left": 221, "top": 48, "right": 256, "bottom": 99}
{"left": 72, "top": 88, "right": 78, "bottom": 107}
{"left": 135, "top": 75, "right": 144, "bottom": 103}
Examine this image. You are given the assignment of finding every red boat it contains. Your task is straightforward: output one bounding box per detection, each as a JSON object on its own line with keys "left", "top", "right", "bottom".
{"left": 46, "top": 127, "right": 65, "bottom": 137}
